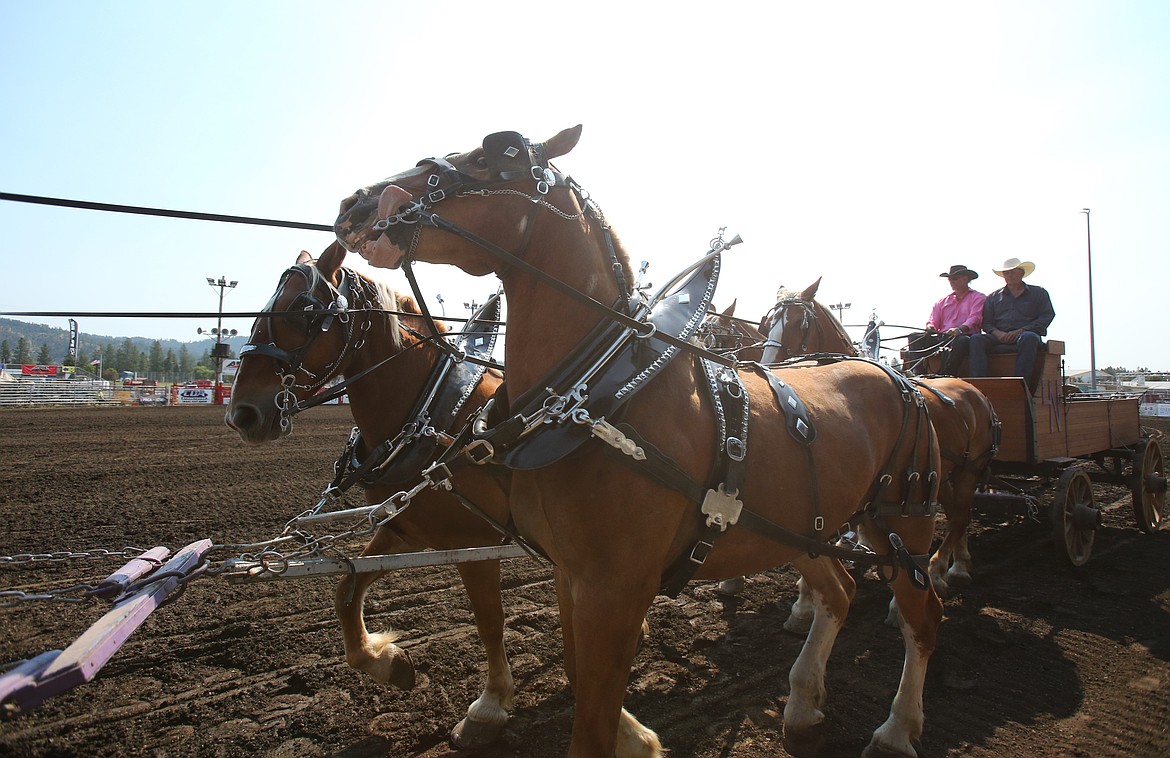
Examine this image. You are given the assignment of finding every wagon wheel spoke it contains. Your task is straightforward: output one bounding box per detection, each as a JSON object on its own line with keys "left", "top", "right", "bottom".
{"left": 1051, "top": 468, "right": 1097, "bottom": 567}
{"left": 1131, "top": 438, "right": 1167, "bottom": 534}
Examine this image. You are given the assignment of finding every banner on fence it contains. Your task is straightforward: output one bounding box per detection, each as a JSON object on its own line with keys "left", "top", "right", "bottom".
{"left": 177, "top": 387, "right": 214, "bottom": 404}
{"left": 22, "top": 364, "right": 59, "bottom": 377}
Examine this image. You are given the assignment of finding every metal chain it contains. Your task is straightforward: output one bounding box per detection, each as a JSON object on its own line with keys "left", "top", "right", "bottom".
{"left": 458, "top": 187, "right": 591, "bottom": 222}
{"left": 0, "top": 463, "right": 446, "bottom": 604}
{"left": 0, "top": 547, "right": 149, "bottom": 566}
{"left": 0, "top": 583, "right": 101, "bottom": 606}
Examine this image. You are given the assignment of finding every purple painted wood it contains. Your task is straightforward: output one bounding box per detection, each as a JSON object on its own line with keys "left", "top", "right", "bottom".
{"left": 2, "top": 539, "right": 211, "bottom": 712}
{"left": 0, "top": 650, "right": 62, "bottom": 714}
{"left": 89, "top": 546, "right": 172, "bottom": 600}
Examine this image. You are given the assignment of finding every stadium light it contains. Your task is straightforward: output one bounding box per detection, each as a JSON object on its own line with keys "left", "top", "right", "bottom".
{"left": 204, "top": 275, "right": 238, "bottom": 404}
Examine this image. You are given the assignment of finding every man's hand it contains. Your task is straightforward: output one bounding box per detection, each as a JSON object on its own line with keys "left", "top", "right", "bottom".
{"left": 994, "top": 328, "right": 1023, "bottom": 344}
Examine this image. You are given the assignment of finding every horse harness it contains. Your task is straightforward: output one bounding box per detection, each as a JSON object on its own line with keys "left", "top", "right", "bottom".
{"left": 238, "top": 265, "right": 523, "bottom": 543}
{"left": 239, "top": 263, "right": 376, "bottom": 429}
{"left": 355, "top": 131, "right": 941, "bottom": 596}
{"left": 911, "top": 377, "right": 1002, "bottom": 481}
{"left": 760, "top": 295, "right": 854, "bottom": 362}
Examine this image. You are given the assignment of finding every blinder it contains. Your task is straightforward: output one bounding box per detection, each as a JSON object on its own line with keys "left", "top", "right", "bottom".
{"left": 763, "top": 297, "right": 816, "bottom": 360}
{"left": 239, "top": 264, "right": 358, "bottom": 392}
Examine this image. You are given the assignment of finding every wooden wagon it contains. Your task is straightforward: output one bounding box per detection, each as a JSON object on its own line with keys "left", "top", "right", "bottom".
{"left": 945, "top": 340, "right": 1166, "bottom": 565}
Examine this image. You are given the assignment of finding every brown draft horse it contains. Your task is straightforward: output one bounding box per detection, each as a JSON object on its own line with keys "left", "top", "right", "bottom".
{"left": 760, "top": 278, "right": 999, "bottom": 601}
{"left": 224, "top": 244, "right": 515, "bottom": 749}
{"left": 334, "top": 126, "right": 944, "bottom": 758}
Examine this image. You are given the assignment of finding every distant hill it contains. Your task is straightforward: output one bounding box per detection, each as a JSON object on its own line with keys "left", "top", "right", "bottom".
{"left": 0, "top": 317, "right": 247, "bottom": 365}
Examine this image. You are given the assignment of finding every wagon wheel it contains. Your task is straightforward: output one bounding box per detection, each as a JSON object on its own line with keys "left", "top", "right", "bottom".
{"left": 1131, "top": 438, "right": 1167, "bottom": 533}
{"left": 1051, "top": 468, "right": 1098, "bottom": 567}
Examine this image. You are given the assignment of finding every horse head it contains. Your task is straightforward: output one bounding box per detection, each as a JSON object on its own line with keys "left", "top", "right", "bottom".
{"left": 698, "top": 300, "right": 767, "bottom": 361}
{"left": 759, "top": 277, "right": 857, "bottom": 363}
{"left": 225, "top": 241, "right": 409, "bottom": 443}
{"left": 333, "top": 125, "right": 630, "bottom": 391}
{"left": 334, "top": 126, "right": 586, "bottom": 277}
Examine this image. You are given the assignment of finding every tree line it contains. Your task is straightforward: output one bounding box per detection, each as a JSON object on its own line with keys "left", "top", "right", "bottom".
{"left": 0, "top": 336, "right": 231, "bottom": 383}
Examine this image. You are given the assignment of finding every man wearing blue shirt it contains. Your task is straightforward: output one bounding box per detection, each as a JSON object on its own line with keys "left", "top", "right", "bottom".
{"left": 968, "top": 257, "right": 1056, "bottom": 392}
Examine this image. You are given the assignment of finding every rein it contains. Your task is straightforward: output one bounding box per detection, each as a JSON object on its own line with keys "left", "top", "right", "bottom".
{"left": 238, "top": 264, "right": 499, "bottom": 429}
{"left": 357, "top": 146, "right": 743, "bottom": 369}
{"left": 762, "top": 296, "right": 856, "bottom": 360}
{"left": 414, "top": 210, "right": 742, "bottom": 368}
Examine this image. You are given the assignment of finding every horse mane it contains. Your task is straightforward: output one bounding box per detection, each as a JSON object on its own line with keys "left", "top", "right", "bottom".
{"left": 391, "top": 290, "right": 449, "bottom": 334}
{"left": 812, "top": 298, "right": 859, "bottom": 355}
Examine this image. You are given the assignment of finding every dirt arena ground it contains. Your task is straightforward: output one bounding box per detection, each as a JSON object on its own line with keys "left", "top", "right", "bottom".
{"left": 0, "top": 405, "right": 1167, "bottom": 757}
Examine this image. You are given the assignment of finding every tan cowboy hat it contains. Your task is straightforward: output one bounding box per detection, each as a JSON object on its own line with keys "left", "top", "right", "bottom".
{"left": 993, "top": 257, "right": 1036, "bottom": 277}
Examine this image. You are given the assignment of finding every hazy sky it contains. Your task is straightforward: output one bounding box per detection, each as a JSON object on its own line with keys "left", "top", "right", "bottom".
{"left": 2, "top": 1, "right": 1167, "bottom": 370}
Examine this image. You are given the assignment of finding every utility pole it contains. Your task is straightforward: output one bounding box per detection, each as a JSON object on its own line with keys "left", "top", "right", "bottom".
{"left": 1081, "top": 209, "right": 1097, "bottom": 390}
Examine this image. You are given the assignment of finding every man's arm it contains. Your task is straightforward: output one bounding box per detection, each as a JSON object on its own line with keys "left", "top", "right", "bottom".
{"left": 1025, "top": 287, "right": 1056, "bottom": 334}
{"left": 926, "top": 299, "right": 944, "bottom": 331}
{"left": 980, "top": 294, "right": 999, "bottom": 334}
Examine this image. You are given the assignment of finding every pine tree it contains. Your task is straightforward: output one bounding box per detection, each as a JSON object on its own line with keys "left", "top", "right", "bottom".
{"left": 16, "top": 337, "right": 33, "bottom": 363}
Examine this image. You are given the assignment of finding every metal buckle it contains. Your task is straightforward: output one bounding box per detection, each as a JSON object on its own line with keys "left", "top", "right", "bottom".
{"left": 725, "top": 436, "right": 745, "bottom": 461}
{"left": 423, "top": 462, "right": 453, "bottom": 491}
{"left": 688, "top": 540, "right": 715, "bottom": 565}
{"left": 463, "top": 438, "right": 495, "bottom": 465}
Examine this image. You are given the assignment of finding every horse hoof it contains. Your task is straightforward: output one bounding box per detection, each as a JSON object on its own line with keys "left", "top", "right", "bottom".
{"left": 450, "top": 716, "right": 506, "bottom": 750}
{"left": 783, "top": 720, "right": 827, "bottom": 757}
{"left": 946, "top": 569, "right": 973, "bottom": 588}
{"left": 716, "top": 576, "right": 746, "bottom": 596}
{"left": 861, "top": 739, "right": 921, "bottom": 758}
{"left": 388, "top": 649, "right": 416, "bottom": 690}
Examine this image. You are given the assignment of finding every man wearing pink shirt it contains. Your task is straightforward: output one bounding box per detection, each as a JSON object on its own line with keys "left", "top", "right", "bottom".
{"left": 915, "top": 264, "right": 986, "bottom": 375}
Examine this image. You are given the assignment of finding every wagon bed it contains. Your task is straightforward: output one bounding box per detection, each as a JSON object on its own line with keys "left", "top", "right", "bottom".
{"left": 963, "top": 340, "right": 1139, "bottom": 464}
{"left": 958, "top": 340, "right": 1164, "bottom": 565}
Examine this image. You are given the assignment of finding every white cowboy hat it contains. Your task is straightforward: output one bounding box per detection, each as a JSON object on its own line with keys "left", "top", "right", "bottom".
{"left": 993, "top": 257, "right": 1036, "bottom": 277}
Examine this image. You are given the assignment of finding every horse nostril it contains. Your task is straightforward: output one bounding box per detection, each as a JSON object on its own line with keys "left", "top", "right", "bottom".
{"left": 339, "top": 195, "right": 358, "bottom": 216}
{"left": 226, "top": 404, "right": 261, "bottom": 433}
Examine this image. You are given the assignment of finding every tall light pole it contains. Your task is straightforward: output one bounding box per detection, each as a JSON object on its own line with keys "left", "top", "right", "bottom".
{"left": 202, "top": 276, "right": 237, "bottom": 403}
{"left": 1081, "top": 209, "right": 1097, "bottom": 390}
{"left": 830, "top": 302, "right": 852, "bottom": 323}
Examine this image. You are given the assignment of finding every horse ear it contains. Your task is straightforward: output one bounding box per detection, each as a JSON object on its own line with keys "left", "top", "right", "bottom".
{"left": 316, "top": 241, "right": 346, "bottom": 281}
{"left": 542, "top": 125, "right": 583, "bottom": 161}
{"left": 720, "top": 299, "right": 738, "bottom": 320}
{"left": 801, "top": 277, "right": 823, "bottom": 300}
{"left": 296, "top": 250, "right": 313, "bottom": 265}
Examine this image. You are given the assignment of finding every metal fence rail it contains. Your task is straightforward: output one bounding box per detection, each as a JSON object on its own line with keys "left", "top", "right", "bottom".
{"left": 0, "top": 378, "right": 115, "bottom": 407}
